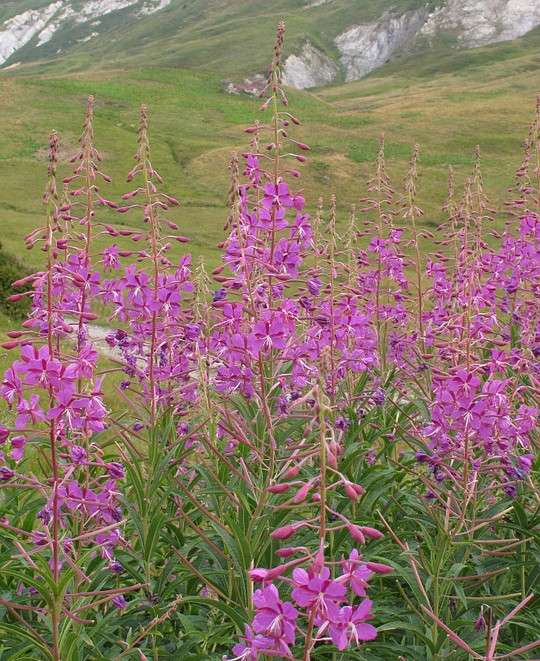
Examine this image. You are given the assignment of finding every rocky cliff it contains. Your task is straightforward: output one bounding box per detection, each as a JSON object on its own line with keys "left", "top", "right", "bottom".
{"left": 0, "top": 0, "right": 171, "bottom": 66}
{"left": 282, "top": 0, "right": 540, "bottom": 88}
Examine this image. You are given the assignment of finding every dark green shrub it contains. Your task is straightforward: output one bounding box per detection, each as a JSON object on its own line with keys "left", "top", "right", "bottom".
{"left": 0, "top": 241, "right": 31, "bottom": 321}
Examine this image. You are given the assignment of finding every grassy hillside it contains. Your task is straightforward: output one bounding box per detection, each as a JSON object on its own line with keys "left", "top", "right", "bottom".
{"left": 2, "top": 24, "right": 540, "bottom": 269}
{"left": 4, "top": 0, "right": 436, "bottom": 76}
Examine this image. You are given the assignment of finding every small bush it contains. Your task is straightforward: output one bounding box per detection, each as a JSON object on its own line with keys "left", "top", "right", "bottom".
{"left": 0, "top": 241, "right": 30, "bottom": 320}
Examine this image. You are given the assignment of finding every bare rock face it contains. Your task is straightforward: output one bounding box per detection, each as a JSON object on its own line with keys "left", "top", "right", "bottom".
{"left": 223, "top": 74, "right": 267, "bottom": 96}
{"left": 421, "top": 0, "right": 540, "bottom": 47}
{"left": 282, "top": 41, "right": 338, "bottom": 89}
{"left": 304, "top": 0, "right": 332, "bottom": 7}
{"left": 0, "top": 0, "right": 171, "bottom": 67}
{"left": 332, "top": 0, "right": 540, "bottom": 84}
{"left": 0, "top": 2, "right": 64, "bottom": 65}
{"left": 335, "top": 9, "right": 429, "bottom": 81}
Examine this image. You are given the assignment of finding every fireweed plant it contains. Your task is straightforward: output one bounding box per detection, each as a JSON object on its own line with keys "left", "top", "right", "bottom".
{"left": 0, "top": 21, "right": 539, "bottom": 661}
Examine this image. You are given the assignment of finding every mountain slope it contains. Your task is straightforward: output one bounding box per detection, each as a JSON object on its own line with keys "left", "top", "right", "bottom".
{"left": 1, "top": 25, "right": 539, "bottom": 271}
{"left": 1, "top": 0, "right": 540, "bottom": 87}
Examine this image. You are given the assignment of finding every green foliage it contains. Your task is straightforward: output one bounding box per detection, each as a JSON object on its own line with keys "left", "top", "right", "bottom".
{"left": 0, "top": 241, "right": 30, "bottom": 320}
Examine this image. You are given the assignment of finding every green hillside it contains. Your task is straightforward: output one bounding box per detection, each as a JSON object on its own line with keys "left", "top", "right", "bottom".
{"left": 2, "top": 23, "right": 539, "bottom": 270}
{"left": 3, "top": 0, "right": 436, "bottom": 76}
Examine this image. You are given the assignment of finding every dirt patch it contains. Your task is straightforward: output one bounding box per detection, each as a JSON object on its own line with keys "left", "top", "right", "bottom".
{"left": 34, "top": 141, "right": 109, "bottom": 163}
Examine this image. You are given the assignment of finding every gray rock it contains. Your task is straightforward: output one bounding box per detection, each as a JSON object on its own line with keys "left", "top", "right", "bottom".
{"left": 223, "top": 74, "right": 267, "bottom": 96}
{"left": 421, "top": 0, "right": 540, "bottom": 47}
{"left": 335, "top": 8, "right": 429, "bottom": 81}
{"left": 282, "top": 41, "right": 338, "bottom": 89}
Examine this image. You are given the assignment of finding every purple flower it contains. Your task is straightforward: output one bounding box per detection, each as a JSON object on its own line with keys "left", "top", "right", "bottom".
{"left": 258, "top": 206, "right": 288, "bottom": 231}
{"left": 1, "top": 367, "right": 23, "bottom": 405}
{"left": 325, "top": 600, "right": 377, "bottom": 650}
{"left": 291, "top": 567, "right": 345, "bottom": 620}
{"left": 102, "top": 245, "right": 120, "bottom": 270}
{"left": 228, "top": 626, "right": 275, "bottom": 661}
{"left": 16, "top": 395, "right": 46, "bottom": 429}
{"left": 10, "top": 435, "right": 26, "bottom": 463}
{"left": 112, "top": 595, "right": 127, "bottom": 610}
{"left": 70, "top": 445, "right": 88, "bottom": 465}
{"left": 253, "top": 311, "right": 289, "bottom": 352}
{"left": 339, "top": 550, "right": 373, "bottom": 597}
{"left": 262, "top": 182, "right": 293, "bottom": 210}
{"left": 252, "top": 584, "right": 297, "bottom": 645}
{"left": 106, "top": 462, "right": 125, "bottom": 479}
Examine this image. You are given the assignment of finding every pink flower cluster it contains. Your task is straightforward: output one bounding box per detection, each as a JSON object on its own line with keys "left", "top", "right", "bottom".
{"left": 228, "top": 552, "right": 390, "bottom": 659}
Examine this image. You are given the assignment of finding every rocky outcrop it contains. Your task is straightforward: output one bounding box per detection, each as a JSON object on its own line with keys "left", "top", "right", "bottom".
{"left": 331, "top": 0, "right": 540, "bottom": 84}
{"left": 0, "top": 0, "right": 172, "bottom": 67}
{"left": 223, "top": 74, "right": 266, "bottom": 96}
{"left": 421, "top": 0, "right": 540, "bottom": 47}
{"left": 282, "top": 42, "right": 338, "bottom": 89}
{"left": 138, "top": 0, "right": 173, "bottom": 17}
{"left": 0, "top": 2, "right": 63, "bottom": 65}
{"left": 335, "top": 8, "right": 428, "bottom": 81}
{"left": 305, "top": 0, "right": 332, "bottom": 7}
{"left": 36, "top": 1, "right": 139, "bottom": 47}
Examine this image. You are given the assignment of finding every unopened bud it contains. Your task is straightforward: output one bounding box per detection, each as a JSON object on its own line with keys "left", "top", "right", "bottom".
{"left": 271, "top": 524, "right": 298, "bottom": 540}
{"left": 366, "top": 562, "right": 393, "bottom": 574}
{"left": 292, "top": 482, "right": 311, "bottom": 504}
{"left": 347, "top": 525, "right": 366, "bottom": 544}
{"left": 360, "top": 526, "right": 384, "bottom": 540}
{"left": 268, "top": 483, "right": 291, "bottom": 494}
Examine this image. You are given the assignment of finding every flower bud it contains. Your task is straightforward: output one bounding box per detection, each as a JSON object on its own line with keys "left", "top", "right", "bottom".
{"left": 366, "top": 562, "right": 393, "bottom": 574}
{"left": 344, "top": 483, "right": 360, "bottom": 502}
{"left": 7, "top": 293, "right": 27, "bottom": 302}
{"left": 474, "top": 613, "right": 486, "bottom": 632}
{"left": 360, "top": 526, "right": 384, "bottom": 540}
{"left": 292, "top": 482, "right": 311, "bottom": 504}
{"left": 271, "top": 524, "right": 298, "bottom": 540}
{"left": 327, "top": 450, "right": 338, "bottom": 469}
{"left": 268, "top": 483, "right": 291, "bottom": 494}
{"left": 284, "top": 465, "right": 300, "bottom": 479}
{"left": 347, "top": 525, "right": 366, "bottom": 544}
{"left": 275, "top": 547, "right": 300, "bottom": 558}
{"left": 0, "top": 467, "right": 14, "bottom": 482}
{"left": 122, "top": 190, "right": 140, "bottom": 200}
{"left": 1, "top": 341, "right": 21, "bottom": 350}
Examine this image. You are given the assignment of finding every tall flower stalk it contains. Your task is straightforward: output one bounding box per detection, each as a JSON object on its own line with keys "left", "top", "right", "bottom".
{"left": 0, "top": 120, "right": 129, "bottom": 659}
